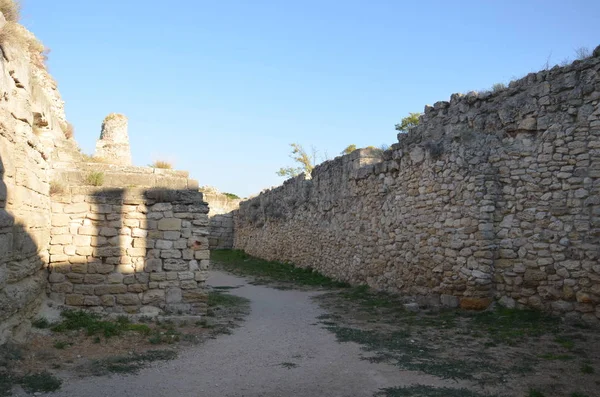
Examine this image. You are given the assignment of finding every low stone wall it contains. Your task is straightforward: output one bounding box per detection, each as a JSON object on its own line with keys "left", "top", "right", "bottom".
{"left": 235, "top": 48, "right": 600, "bottom": 321}
{"left": 202, "top": 189, "right": 240, "bottom": 249}
{"left": 48, "top": 187, "right": 210, "bottom": 315}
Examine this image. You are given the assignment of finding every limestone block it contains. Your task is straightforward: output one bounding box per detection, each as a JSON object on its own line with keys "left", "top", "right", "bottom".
{"left": 164, "top": 287, "right": 182, "bottom": 304}
{"left": 142, "top": 289, "right": 165, "bottom": 304}
{"left": 116, "top": 294, "right": 141, "bottom": 306}
{"left": 158, "top": 218, "right": 182, "bottom": 231}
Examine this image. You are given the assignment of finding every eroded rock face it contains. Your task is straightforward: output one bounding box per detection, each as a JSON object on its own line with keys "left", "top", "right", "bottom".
{"left": 95, "top": 113, "right": 132, "bottom": 165}
{"left": 0, "top": 10, "right": 68, "bottom": 343}
{"left": 235, "top": 47, "right": 600, "bottom": 320}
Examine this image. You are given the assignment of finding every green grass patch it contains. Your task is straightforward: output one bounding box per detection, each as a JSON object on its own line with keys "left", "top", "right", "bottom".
{"left": 90, "top": 350, "right": 177, "bottom": 375}
{"left": 554, "top": 335, "right": 575, "bottom": 349}
{"left": 469, "top": 307, "right": 560, "bottom": 345}
{"left": 340, "top": 285, "right": 399, "bottom": 308}
{"left": 53, "top": 341, "right": 69, "bottom": 350}
{"left": 210, "top": 249, "right": 350, "bottom": 288}
{"left": 0, "top": 372, "right": 14, "bottom": 397}
{"left": 375, "top": 385, "right": 499, "bottom": 397}
{"left": 580, "top": 363, "right": 594, "bottom": 374}
{"left": 19, "top": 372, "right": 62, "bottom": 393}
{"left": 51, "top": 310, "right": 151, "bottom": 339}
{"left": 31, "top": 318, "right": 50, "bottom": 329}
{"left": 324, "top": 324, "right": 496, "bottom": 380}
{"left": 208, "top": 291, "right": 249, "bottom": 308}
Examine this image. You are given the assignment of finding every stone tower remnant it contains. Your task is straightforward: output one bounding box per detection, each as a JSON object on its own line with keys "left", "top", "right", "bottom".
{"left": 95, "top": 113, "right": 132, "bottom": 165}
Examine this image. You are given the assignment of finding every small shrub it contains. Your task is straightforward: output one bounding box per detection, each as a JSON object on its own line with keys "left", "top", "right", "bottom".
{"left": 49, "top": 181, "right": 65, "bottom": 196}
{"left": 574, "top": 46, "right": 590, "bottom": 60}
{"left": 19, "top": 371, "right": 62, "bottom": 393}
{"left": 491, "top": 83, "right": 506, "bottom": 92}
{"left": 53, "top": 341, "right": 68, "bottom": 350}
{"left": 0, "top": 21, "right": 47, "bottom": 69}
{"left": 149, "top": 160, "right": 173, "bottom": 169}
{"left": 223, "top": 192, "right": 240, "bottom": 200}
{"left": 31, "top": 318, "right": 50, "bottom": 329}
{"left": 581, "top": 363, "right": 594, "bottom": 374}
{"left": 85, "top": 171, "right": 104, "bottom": 186}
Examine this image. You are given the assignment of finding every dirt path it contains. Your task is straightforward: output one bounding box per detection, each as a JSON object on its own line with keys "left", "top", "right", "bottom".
{"left": 38, "top": 271, "right": 456, "bottom": 397}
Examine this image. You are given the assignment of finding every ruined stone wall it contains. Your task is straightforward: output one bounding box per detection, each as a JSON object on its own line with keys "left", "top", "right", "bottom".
{"left": 0, "top": 12, "right": 72, "bottom": 342}
{"left": 48, "top": 188, "right": 210, "bottom": 315}
{"left": 235, "top": 47, "right": 600, "bottom": 321}
{"left": 201, "top": 188, "right": 240, "bottom": 250}
{"left": 95, "top": 114, "right": 132, "bottom": 166}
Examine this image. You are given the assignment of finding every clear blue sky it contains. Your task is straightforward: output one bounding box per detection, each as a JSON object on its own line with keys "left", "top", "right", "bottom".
{"left": 22, "top": 1, "right": 599, "bottom": 197}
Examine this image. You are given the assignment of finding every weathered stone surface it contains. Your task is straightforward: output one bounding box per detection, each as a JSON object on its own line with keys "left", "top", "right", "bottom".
{"left": 158, "top": 218, "right": 182, "bottom": 231}
{"left": 234, "top": 52, "right": 600, "bottom": 320}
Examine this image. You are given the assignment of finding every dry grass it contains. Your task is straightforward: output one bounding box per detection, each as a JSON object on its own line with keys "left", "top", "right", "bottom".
{"left": 84, "top": 172, "right": 104, "bottom": 187}
{"left": 150, "top": 160, "right": 173, "bottom": 169}
{"left": 49, "top": 181, "right": 65, "bottom": 196}
{"left": 103, "top": 113, "right": 126, "bottom": 123}
{"left": 0, "top": 21, "right": 47, "bottom": 68}
{"left": 0, "top": 0, "right": 20, "bottom": 22}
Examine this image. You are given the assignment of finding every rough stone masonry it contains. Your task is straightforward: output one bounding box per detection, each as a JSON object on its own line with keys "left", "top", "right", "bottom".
{"left": 48, "top": 188, "right": 210, "bottom": 315}
{"left": 235, "top": 45, "right": 600, "bottom": 322}
{"left": 0, "top": 8, "right": 210, "bottom": 342}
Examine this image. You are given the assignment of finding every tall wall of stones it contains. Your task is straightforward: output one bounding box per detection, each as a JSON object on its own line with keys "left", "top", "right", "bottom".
{"left": 201, "top": 187, "right": 240, "bottom": 249}
{"left": 0, "top": 12, "right": 72, "bottom": 342}
{"left": 48, "top": 188, "right": 210, "bottom": 315}
{"left": 235, "top": 47, "right": 600, "bottom": 320}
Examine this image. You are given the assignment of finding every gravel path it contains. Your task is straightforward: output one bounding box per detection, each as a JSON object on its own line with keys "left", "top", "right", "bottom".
{"left": 43, "top": 271, "right": 453, "bottom": 397}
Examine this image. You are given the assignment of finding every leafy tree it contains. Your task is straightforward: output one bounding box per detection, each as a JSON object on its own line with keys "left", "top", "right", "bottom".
{"left": 276, "top": 143, "right": 317, "bottom": 178}
{"left": 341, "top": 144, "right": 357, "bottom": 155}
{"left": 395, "top": 112, "right": 421, "bottom": 132}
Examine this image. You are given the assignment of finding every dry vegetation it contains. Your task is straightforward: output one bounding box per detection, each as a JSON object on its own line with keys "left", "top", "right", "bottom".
{"left": 150, "top": 160, "right": 173, "bottom": 169}
{"left": 0, "top": 0, "right": 20, "bottom": 22}
{"left": 0, "top": 0, "right": 48, "bottom": 69}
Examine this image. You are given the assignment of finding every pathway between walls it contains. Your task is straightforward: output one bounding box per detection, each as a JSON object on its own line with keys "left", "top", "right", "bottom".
{"left": 38, "top": 271, "right": 454, "bottom": 397}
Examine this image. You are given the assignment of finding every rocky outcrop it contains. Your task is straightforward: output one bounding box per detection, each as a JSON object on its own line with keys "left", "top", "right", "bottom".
{"left": 0, "top": 9, "right": 70, "bottom": 342}
{"left": 235, "top": 46, "right": 600, "bottom": 321}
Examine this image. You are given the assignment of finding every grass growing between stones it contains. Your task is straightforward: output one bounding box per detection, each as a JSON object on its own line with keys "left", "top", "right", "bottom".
{"left": 210, "top": 249, "right": 350, "bottom": 288}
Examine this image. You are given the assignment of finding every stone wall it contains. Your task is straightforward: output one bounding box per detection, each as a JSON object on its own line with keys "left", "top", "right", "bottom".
{"left": 201, "top": 188, "right": 240, "bottom": 250}
{"left": 48, "top": 188, "right": 210, "bottom": 315}
{"left": 0, "top": 11, "right": 71, "bottom": 342}
{"left": 235, "top": 47, "right": 600, "bottom": 321}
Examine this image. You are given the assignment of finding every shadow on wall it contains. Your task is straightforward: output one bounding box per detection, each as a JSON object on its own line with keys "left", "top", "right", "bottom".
{"left": 0, "top": 155, "right": 47, "bottom": 343}
{"left": 47, "top": 185, "right": 210, "bottom": 315}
